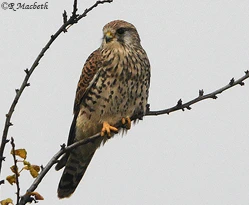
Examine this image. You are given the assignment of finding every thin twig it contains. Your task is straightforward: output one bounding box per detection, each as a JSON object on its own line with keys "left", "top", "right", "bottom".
{"left": 72, "top": 0, "right": 78, "bottom": 17}
{"left": 0, "top": 0, "right": 113, "bottom": 176}
{"left": 0, "top": 179, "right": 4, "bottom": 185}
{"left": 76, "top": 0, "right": 113, "bottom": 22}
{"left": 10, "top": 137, "right": 21, "bottom": 204}
{"left": 146, "top": 70, "right": 249, "bottom": 116}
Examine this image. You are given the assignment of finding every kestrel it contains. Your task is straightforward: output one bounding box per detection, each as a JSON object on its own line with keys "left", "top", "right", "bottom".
{"left": 56, "top": 20, "right": 151, "bottom": 198}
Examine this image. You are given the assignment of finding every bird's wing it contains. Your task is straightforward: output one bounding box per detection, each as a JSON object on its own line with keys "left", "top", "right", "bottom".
{"left": 69, "top": 49, "right": 102, "bottom": 144}
{"left": 55, "top": 49, "right": 102, "bottom": 171}
{"left": 73, "top": 49, "right": 102, "bottom": 115}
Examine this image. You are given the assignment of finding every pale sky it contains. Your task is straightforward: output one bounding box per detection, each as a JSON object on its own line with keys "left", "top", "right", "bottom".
{"left": 1, "top": 1, "right": 249, "bottom": 205}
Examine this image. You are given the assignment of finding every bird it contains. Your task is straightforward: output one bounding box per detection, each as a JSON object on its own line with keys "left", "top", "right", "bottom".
{"left": 56, "top": 20, "right": 151, "bottom": 199}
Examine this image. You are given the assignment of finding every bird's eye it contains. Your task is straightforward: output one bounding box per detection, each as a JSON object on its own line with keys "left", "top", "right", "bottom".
{"left": 116, "top": 28, "right": 125, "bottom": 35}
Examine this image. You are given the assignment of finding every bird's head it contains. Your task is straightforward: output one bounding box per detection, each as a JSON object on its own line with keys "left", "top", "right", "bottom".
{"left": 101, "top": 20, "right": 141, "bottom": 49}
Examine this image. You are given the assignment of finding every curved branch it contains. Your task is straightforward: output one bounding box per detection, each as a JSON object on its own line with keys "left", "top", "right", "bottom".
{"left": 0, "top": 0, "right": 113, "bottom": 176}
{"left": 146, "top": 70, "right": 249, "bottom": 116}
{"left": 10, "top": 137, "right": 21, "bottom": 204}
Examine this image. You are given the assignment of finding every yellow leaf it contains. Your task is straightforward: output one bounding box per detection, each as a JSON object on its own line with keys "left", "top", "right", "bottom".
{"left": 10, "top": 165, "right": 18, "bottom": 174}
{"left": 23, "top": 160, "right": 30, "bottom": 166}
{"left": 11, "top": 149, "right": 27, "bottom": 159}
{"left": 31, "top": 165, "right": 40, "bottom": 173}
{"left": 29, "top": 167, "right": 39, "bottom": 178}
{"left": 6, "top": 175, "right": 16, "bottom": 185}
{"left": 22, "top": 165, "right": 29, "bottom": 170}
{"left": 29, "top": 192, "right": 44, "bottom": 200}
{"left": 0, "top": 198, "right": 13, "bottom": 205}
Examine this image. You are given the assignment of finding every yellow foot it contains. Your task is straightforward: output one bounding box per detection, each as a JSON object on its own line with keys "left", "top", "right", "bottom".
{"left": 121, "top": 117, "right": 131, "bottom": 130}
{"left": 101, "top": 122, "right": 118, "bottom": 137}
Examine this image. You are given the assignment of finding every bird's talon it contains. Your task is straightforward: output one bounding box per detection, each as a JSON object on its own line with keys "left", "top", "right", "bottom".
{"left": 101, "top": 122, "right": 118, "bottom": 137}
{"left": 121, "top": 117, "right": 131, "bottom": 129}
{"left": 121, "top": 118, "right": 126, "bottom": 125}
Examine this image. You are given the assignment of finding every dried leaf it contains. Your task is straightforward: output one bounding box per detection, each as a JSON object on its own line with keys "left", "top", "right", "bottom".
{"left": 6, "top": 175, "right": 16, "bottom": 185}
{"left": 29, "top": 167, "right": 39, "bottom": 178}
{"left": 32, "top": 165, "right": 40, "bottom": 173}
{"left": 29, "top": 192, "right": 44, "bottom": 200}
{"left": 32, "top": 164, "right": 41, "bottom": 172}
{"left": 10, "top": 165, "right": 19, "bottom": 174}
{"left": 22, "top": 165, "right": 29, "bottom": 170}
{"left": 11, "top": 149, "right": 27, "bottom": 159}
{"left": 0, "top": 198, "right": 13, "bottom": 205}
{"left": 23, "top": 160, "right": 31, "bottom": 166}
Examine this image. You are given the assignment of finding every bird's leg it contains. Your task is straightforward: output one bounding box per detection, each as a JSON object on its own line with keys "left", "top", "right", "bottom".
{"left": 121, "top": 117, "right": 131, "bottom": 130}
{"left": 101, "top": 121, "right": 118, "bottom": 137}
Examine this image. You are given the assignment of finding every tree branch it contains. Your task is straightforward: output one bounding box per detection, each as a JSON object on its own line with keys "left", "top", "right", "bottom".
{"left": 146, "top": 70, "right": 249, "bottom": 116}
{"left": 10, "top": 137, "right": 21, "bottom": 205}
{"left": 0, "top": 0, "right": 113, "bottom": 176}
{"left": 76, "top": 0, "right": 113, "bottom": 22}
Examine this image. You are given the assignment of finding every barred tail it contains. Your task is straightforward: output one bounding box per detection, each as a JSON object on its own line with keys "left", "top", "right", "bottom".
{"left": 57, "top": 146, "right": 95, "bottom": 198}
{"left": 56, "top": 114, "right": 103, "bottom": 198}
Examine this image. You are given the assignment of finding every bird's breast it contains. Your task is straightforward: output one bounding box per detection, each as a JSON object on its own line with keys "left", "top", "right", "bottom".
{"left": 77, "top": 47, "right": 150, "bottom": 136}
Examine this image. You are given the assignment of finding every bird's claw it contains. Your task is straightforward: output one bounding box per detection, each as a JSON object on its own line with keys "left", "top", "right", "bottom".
{"left": 101, "top": 122, "right": 118, "bottom": 137}
{"left": 121, "top": 117, "right": 131, "bottom": 130}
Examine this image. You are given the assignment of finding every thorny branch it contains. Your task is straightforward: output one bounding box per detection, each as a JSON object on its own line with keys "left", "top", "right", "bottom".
{"left": 0, "top": 0, "right": 113, "bottom": 176}
{"left": 146, "top": 70, "right": 249, "bottom": 116}
{"left": 19, "top": 71, "right": 249, "bottom": 204}
{"left": 10, "top": 137, "right": 21, "bottom": 204}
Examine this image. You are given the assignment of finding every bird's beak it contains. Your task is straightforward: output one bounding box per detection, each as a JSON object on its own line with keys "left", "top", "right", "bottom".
{"left": 105, "top": 31, "right": 114, "bottom": 43}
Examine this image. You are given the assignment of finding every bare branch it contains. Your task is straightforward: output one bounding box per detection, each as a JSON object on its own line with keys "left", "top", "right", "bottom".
{"left": 146, "top": 70, "right": 249, "bottom": 116}
{"left": 0, "top": 0, "right": 113, "bottom": 176}
{"left": 10, "top": 137, "right": 21, "bottom": 204}
{"left": 62, "top": 10, "right": 68, "bottom": 29}
{"left": 72, "top": 0, "right": 78, "bottom": 17}
{"left": 76, "top": 0, "right": 113, "bottom": 22}
{"left": 0, "top": 179, "right": 4, "bottom": 185}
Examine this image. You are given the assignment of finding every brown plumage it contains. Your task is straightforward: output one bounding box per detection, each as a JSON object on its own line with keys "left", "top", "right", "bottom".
{"left": 56, "top": 20, "right": 151, "bottom": 198}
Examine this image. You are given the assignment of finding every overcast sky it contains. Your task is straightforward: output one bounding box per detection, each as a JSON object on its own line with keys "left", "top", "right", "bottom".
{"left": 1, "top": 0, "right": 249, "bottom": 204}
